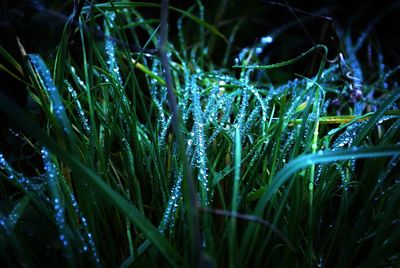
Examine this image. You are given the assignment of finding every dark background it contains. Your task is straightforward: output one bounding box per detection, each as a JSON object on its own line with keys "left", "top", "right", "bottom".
{"left": 1, "top": 0, "right": 399, "bottom": 64}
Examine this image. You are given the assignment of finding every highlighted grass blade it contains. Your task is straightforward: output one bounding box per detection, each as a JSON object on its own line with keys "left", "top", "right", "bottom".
{"left": 251, "top": 146, "right": 400, "bottom": 207}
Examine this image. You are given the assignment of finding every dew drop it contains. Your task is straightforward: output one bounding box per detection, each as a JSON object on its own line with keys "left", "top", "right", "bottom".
{"left": 261, "top": 36, "right": 273, "bottom": 44}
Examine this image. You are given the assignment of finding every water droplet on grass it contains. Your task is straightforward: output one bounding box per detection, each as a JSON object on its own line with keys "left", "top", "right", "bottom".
{"left": 261, "top": 36, "right": 273, "bottom": 44}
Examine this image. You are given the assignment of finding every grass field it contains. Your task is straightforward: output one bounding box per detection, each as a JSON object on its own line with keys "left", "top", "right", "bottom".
{"left": 0, "top": 1, "right": 399, "bottom": 267}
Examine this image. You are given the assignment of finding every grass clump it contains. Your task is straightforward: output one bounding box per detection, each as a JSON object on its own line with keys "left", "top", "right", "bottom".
{"left": 1, "top": 1, "right": 400, "bottom": 267}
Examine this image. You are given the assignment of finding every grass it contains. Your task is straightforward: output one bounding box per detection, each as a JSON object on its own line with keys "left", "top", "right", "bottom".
{"left": 1, "top": 1, "right": 400, "bottom": 267}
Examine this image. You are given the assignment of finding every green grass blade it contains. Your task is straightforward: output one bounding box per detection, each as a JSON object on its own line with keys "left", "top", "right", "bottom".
{"left": 81, "top": 2, "right": 227, "bottom": 42}
{"left": 0, "top": 92, "right": 186, "bottom": 267}
{"left": 252, "top": 145, "right": 400, "bottom": 205}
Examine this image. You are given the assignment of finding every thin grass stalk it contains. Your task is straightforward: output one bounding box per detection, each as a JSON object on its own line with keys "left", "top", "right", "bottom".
{"left": 159, "top": 0, "right": 199, "bottom": 266}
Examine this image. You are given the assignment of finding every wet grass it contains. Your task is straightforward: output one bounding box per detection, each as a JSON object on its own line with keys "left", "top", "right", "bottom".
{"left": 1, "top": 1, "right": 400, "bottom": 267}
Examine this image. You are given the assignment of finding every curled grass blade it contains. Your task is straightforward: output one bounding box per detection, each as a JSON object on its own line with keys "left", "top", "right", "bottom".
{"left": 251, "top": 145, "right": 400, "bottom": 205}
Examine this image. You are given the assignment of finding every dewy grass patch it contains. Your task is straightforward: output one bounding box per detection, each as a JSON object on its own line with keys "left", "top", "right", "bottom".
{"left": 0, "top": 1, "right": 400, "bottom": 267}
